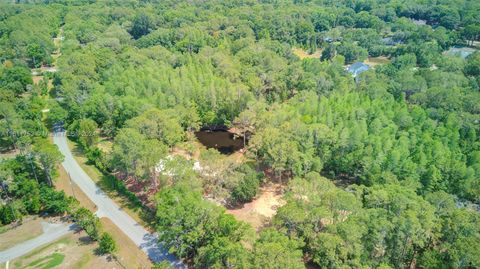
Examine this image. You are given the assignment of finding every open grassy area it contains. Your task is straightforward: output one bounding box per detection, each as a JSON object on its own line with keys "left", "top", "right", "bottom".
{"left": 0, "top": 217, "right": 43, "bottom": 251}
{"left": 55, "top": 165, "right": 97, "bottom": 212}
{"left": 25, "top": 253, "right": 65, "bottom": 269}
{"left": 9, "top": 231, "right": 121, "bottom": 269}
{"left": 100, "top": 218, "right": 153, "bottom": 269}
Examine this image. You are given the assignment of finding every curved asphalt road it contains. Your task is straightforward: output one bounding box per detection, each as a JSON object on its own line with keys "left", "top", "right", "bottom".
{"left": 0, "top": 222, "right": 78, "bottom": 263}
{"left": 53, "top": 131, "right": 185, "bottom": 268}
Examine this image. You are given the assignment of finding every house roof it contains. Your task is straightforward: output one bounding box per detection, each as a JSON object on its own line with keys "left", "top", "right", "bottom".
{"left": 347, "top": 62, "right": 370, "bottom": 77}
{"left": 382, "top": 37, "right": 403, "bottom": 46}
{"left": 445, "top": 47, "right": 477, "bottom": 59}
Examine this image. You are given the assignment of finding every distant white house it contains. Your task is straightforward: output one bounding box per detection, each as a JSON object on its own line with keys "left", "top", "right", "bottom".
{"left": 347, "top": 62, "right": 370, "bottom": 78}
{"left": 155, "top": 155, "right": 203, "bottom": 176}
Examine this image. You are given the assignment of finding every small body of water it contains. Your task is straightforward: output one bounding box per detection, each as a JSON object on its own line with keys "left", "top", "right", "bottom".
{"left": 195, "top": 129, "right": 245, "bottom": 154}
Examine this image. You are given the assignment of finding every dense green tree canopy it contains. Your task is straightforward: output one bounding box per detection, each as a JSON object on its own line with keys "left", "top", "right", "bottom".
{"left": 1, "top": 0, "right": 479, "bottom": 268}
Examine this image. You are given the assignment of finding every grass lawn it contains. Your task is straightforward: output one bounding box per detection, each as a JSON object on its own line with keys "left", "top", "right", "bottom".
{"left": 25, "top": 253, "right": 65, "bottom": 269}
{"left": 100, "top": 218, "right": 153, "bottom": 269}
{"left": 9, "top": 231, "right": 121, "bottom": 269}
{"left": 55, "top": 164, "right": 97, "bottom": 212}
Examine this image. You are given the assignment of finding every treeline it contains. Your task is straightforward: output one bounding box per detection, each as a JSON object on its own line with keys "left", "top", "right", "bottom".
{"left": 0, "top": 155, "right": 73, "bottom": 224}
{"left": 0, "top": 4, "right": 62, "bottom": 67}
{"left": 248, "top": 87, "right": 479, "bottom": 200}
{"left": 274, "top": 173, "right": 480, "bottom": 269}
{"left": 155, "top": 184, "right": 305, "bottom": 269}
{"left": 47, "top": 1, "right": 479, "bottom": 268}
{"left": 0, "top": 3, "right": 116, "bottom": 256}
{"left": 0, "top": 153, "right": 116, "bottom": 254}
{"left": 50, "top": 0, "right": 480, "bottom": 132}
{"left": 152, "top": 172, "right": 479, "bottom": 268}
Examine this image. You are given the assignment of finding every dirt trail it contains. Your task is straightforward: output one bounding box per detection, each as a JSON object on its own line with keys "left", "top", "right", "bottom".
{"left": 31, "top": 25, "right": 62, "bottom": 87}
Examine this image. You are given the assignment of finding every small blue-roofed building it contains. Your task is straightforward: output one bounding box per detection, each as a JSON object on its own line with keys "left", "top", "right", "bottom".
{"left": 347, "top": 62, "right": 370, "bottom": 77}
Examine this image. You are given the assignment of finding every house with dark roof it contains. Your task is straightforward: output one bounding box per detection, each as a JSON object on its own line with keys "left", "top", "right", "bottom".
{"left": 347, "top": 62, "right": 370, "bottom": 77}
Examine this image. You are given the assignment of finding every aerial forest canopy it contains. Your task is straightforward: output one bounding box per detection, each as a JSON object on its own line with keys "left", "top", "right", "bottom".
{"left": 0, "top": 0, "right": 479, "bottom": 268}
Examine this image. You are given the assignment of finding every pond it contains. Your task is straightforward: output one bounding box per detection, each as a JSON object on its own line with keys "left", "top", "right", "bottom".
{"left": 195, "top": 129, "right": 245, "bottom": 154}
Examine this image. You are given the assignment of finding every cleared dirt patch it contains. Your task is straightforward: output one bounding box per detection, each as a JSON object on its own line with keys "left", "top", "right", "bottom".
{"left": 364, "top": 56, "right": 390, "bottom": 67}
{"left": 0, "top": 217, "right": 43, "bottom": 251}
{"left": 32, "top": 75, "right": 43, "bottom": 85}
{"left": 292, "top": 47, "right": 323, "bottom": 60}
{"left": 227, "top": 183, "right": 285, "bottom": 231}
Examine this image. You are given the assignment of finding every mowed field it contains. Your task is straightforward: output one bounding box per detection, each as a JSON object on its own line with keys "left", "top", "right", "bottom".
{"left": 0, "top": 217, "right": 120, "bottom": 269}
{"left": 4, "top": 232, "right": 121, "bottom": 269}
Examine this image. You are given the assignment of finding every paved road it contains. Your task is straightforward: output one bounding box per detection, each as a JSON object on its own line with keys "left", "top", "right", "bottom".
{"left": 53, "top": 131, "right": 185, "bottom": 268}
{"left": 0, "top": 222, "right": 77, "bottom": 263}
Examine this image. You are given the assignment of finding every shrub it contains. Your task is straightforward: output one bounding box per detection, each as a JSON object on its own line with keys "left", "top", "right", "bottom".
{"left": 98, "top": 232, "right": 117, "bottom": 254}
{"left": 231, "top": 165, "right": 261, "bottom": 204}
{"left": 72, "top": 207, "right": 101, "bottom": 240}
{"left": 39, "top": 186, "right": 74, "bottom": 214}
{"left": 0, "top": 205, "right": 17, "bottom": 225}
